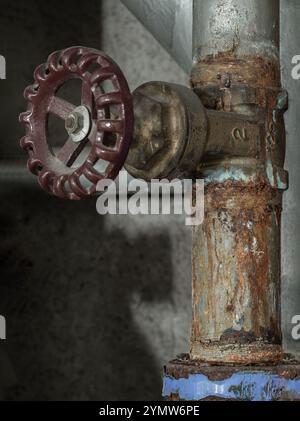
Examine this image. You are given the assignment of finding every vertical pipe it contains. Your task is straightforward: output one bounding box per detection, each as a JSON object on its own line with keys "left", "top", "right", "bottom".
{"left": 193, "top": 0, "right": 279, "bottom": 62}
{"left": 192, "top": 0, "right": 280, "bottom": 89}
{"left": 191, "top": 0, "right": 285, "bottom": 364}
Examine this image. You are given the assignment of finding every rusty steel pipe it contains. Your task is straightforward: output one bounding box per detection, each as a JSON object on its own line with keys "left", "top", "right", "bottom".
{"left": 193, "top": 0, "right": 279, "bottom": 59}
{"left": 192, "top": 0, "right": 280, "bottom": 88}
{"left": 190, "top": 0, "right": 287, "bottom": 364}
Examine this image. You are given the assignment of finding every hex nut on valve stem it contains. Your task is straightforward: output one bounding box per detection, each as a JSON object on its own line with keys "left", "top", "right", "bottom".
{"left": 65, "top": 106, "right": 91, "bottom": 144}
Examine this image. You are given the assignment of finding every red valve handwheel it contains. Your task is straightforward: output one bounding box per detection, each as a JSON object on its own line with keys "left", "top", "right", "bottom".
{"left": 19, "top": 46, "right": 133, "bottom": 199}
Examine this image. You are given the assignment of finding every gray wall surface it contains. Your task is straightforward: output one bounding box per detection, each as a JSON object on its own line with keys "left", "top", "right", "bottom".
{"left": 0, "top": 0, "right": 299, "bottom": 401}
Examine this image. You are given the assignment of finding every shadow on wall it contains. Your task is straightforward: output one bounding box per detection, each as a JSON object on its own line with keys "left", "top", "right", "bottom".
{"left": 0, "top": 185, "right": 173, "bottom": 400}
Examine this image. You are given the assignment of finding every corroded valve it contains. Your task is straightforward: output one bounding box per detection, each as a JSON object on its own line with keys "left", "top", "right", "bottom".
{"left": 125, "top": 82, "right": 208, "bottom": 181}
{"left": 21, "top": 46, "right": 287, "bottom": 201}
{"left": 20, "top": 46, "right": 211, "bottom": 197}
{"left": 19, "top": 46, "right": 133, "bottom": 199}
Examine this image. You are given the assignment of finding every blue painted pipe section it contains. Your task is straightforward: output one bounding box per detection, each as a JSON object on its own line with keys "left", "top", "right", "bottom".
{"left": 163, "top": 372, "right": 300, "bottom": 401}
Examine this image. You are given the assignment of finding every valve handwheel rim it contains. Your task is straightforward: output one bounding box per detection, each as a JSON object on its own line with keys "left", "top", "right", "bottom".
{"left": 19, "top": 46, "right": 133, "bottom": 200}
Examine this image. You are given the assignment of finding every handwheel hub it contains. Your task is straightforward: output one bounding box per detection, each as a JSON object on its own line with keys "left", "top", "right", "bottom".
{"left": 65, "top": 105, "right": 91, "bottom": 143}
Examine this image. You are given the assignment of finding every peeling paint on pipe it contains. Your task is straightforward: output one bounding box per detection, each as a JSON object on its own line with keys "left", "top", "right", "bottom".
{"left": 191, "top": 183, "right": 283, "bottom": 363}
{"left": 193, "top": 0, "right": 279, "bottom": 62}
{"left": 163, "top": 371, "right": 300, "bottom": 401}
{"left": 190, "top": 0, "right": 285, "bottom": 365}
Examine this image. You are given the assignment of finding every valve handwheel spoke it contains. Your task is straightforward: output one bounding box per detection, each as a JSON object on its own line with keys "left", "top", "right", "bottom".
{"left": 19, "top": 46, "right": 133, "bottom": 200}
{"left": 81, "top": 81, "right": 93, "bottom": 111}
{"left": 56, "top": 136, "right": 89, "bottom": 167}
{"left": 48, "top": 96, "right": 76, "bottom": 120}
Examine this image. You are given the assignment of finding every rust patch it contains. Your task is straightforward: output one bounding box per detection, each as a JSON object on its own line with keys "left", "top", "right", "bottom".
{"left": 191, "top": 179, "right": 283, "bottom": 363}
{"left": 165, "top": 355, "right": 300, "bottom": 382}
{"left": 220, "top": 329, "right": 257, "bottom": 344}
{"left": 191, "top": 53, "right": 280, "bottom": 90}
{"left": 203, "top": 180, "right": 281, "bottom": 210}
